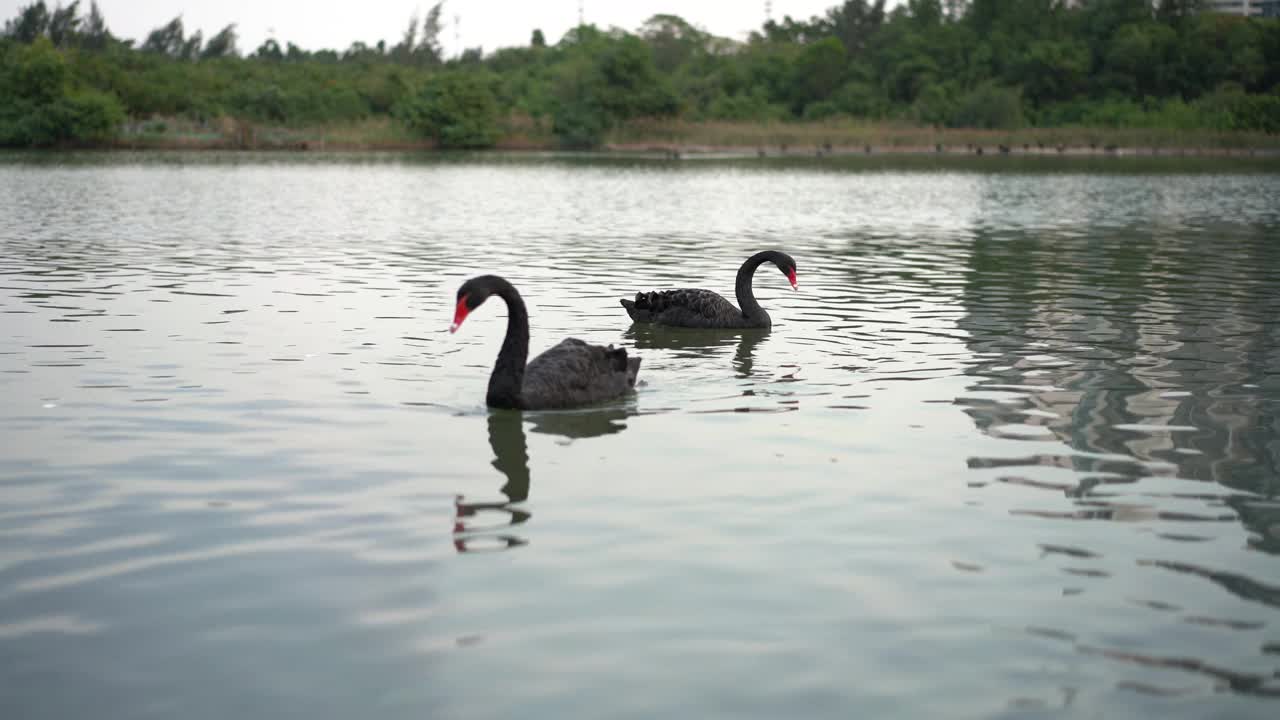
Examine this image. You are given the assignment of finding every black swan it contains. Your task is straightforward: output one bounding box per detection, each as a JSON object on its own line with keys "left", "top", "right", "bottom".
{"left": 450, "top": 275, "right": 641, "bottom": 410}
{"left": 619, "top": 250, "right": 797, "bottom": 329}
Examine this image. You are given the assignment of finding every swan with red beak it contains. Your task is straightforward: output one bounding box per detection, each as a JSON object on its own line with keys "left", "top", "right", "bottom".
{"left": 619, "top": 250, "right": 798, "bottom": 329}
{"left": 449, "top": 275, "right": 641, "bottom": 410}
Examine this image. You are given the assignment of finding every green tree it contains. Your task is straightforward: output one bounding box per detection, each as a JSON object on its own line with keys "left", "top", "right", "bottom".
{"left": 790, "top": 36, "right": 847, "bottom": 111}
{"left": 585, "top": 33, "right": 675, "bottom": 118}
{"left": 141, "top": 16, "right": 185, "bottom": 57}
{"left": 47, "top": 1, "right": 81, "bottom": 47}
{"left": 640, "top": 14, "right": 708, "bottom": 73}
{"left": 548, "top": 31, "right": 677, "bottom": 147}
{"left": 907, "top": 0, "right": 944, "bottom": 28}
{"left": 393, "top": 11, "right": 418, "bottom": 62}
{"left": 1261, "top": 18, "right": 1280, "bottom": 91}
{"left": 0, "top": 37, "right": 124, "bottom": 146}
{"left": 419, "top": 2, "right": 444, "bottom": 64}
{"left": 551, "top": 54, "right": 609, "bottom": 147}
{"left": 1106, "top": 22, "right": 1177, "bottom": 97}
{"left": 911, "top": 82, "right": 953, "bottom": 124}
{"left": 4, "top": 1, "right": 50, "bottom": 43}
{"left": 1015, "top": 39, "right": 1090, "bottom": 108}
{"left": 829, "top": 0, "right": 887, "bottom": 56}
{"left": 202, "top": 24, "right": 238, "bottom": 59}
{"left": 949, "top": 82, "right": 1023, "bottom": 128}
{"left": 254, "top": 38, "right": 283, "bottom": 61}
{"left": 81, "top": 1, "right": 111, "bottom": 50}
{"left": 396, "top": 70, "right": 500, "bottom": 148}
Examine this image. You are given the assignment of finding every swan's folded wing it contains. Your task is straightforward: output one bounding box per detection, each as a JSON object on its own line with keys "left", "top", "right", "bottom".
{"left": 635, "top": 288, "right": 741, "bottom": 324}
{"left": 523, "top": 338, "right": 636, "bottom": 409}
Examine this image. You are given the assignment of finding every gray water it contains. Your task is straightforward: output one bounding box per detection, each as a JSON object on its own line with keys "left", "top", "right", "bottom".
{"left": 1, "top": 152, "right": 1278, "bottom": 719}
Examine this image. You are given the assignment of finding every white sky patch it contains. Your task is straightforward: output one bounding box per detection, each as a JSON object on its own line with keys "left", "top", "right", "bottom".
{"left": 2, "top": 0, "right": 865, "bottom": 56}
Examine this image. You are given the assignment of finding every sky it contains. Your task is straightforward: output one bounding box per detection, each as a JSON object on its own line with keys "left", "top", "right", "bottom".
{"left": 2, "top": 1, "right": 853, "bottom": 56}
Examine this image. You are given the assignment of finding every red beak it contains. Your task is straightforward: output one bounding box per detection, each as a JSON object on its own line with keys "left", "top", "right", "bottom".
{"left": 787, "top": 269, "right": 798, "bottom": 290}
{"left": 450, "top": 296, "right": 470, "bottom": 333}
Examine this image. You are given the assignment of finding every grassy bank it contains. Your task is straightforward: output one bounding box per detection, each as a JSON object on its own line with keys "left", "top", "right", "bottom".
{"left": 101, "top": 116, "right": 1280, "bottom": 157}
{"left": 606, "top": 119, "right": 1280, "bottom": 155}
{"left": 106, "top": 116, "right": 560, "bottom": 151}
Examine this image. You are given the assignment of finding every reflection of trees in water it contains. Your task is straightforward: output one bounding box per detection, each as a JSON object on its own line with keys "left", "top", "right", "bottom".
{"left": 452, "top": 407, "right": 634, "bottom": 553}
{"left": 956, "top": 223, "right": 1280, "bottom": 551}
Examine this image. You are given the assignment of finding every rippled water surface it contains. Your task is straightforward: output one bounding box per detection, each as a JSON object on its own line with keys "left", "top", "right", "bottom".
{"left": 2, "top": 152, "right": 1279, "bottom": 718}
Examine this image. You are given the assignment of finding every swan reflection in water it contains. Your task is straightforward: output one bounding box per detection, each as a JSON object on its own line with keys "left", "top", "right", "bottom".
{"left": 452, "top": 407, "right": 633, "bottom": 553}
{"left": 623, "top": 324, "right": 769, "bottom": 378}
{"left": 455, "top": 328, "right": 770, "bottom": 552}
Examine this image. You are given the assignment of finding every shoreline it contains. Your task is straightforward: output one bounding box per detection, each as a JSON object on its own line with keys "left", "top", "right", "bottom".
{"left": 9, "top": 117, "right": 1280, "bottom": 159}
{"left": 6, "top": 116, "right": 1273, "bottom": 158}
{"left": 602, "top": 142, "right": 1280, "bottom": 159}
{"left": 43, "top": 138, "right": 1280, "bottom": 159}
{"left": 3, "top": 116, "right": 1261, "bottom": 158}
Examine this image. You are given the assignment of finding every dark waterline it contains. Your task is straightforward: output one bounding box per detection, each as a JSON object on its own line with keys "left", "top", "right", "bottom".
{"left": 5, "top": 148, "right": 1280, "bottom": 174}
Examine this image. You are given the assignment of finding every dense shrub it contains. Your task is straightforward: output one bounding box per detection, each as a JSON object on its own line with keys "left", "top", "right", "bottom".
{"left": 0, "top": 38, "right": 125, "bottom": 145}
{"left": 396, "top": 71, "right": 500, "bottom": 148}
{"left": 948, "top": 83, "right": 1025, "bottom": 129}
{"left": 549, "top": 32, "right": 677, "bottom": 148}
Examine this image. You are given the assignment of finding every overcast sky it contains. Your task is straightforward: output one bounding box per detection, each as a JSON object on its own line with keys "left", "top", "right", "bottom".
{"left": 3, "top": 1, "right": 858, "bottom": 55}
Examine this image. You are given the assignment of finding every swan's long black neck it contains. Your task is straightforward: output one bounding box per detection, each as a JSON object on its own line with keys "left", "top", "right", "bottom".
{"left": 735, "top": 250, "right": 785, "bottom": 322}
{"left": 485, "top": 279, "right": 529, "bottom": 409}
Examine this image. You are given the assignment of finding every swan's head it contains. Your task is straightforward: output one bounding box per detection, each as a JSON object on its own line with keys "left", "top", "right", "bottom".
{"left": 775, "top": 253, "right": 798, "bottom": 290}
{"left": 450, "top": 275, "right": 502, "bottom": 333}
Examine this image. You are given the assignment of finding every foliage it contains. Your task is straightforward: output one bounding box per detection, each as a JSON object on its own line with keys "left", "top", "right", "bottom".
{"left": 201, "top": 24, "right": 238, "bottom": 60}
{"left": 549, "top": 29, "right": 677, "bottom": 148}
{"left": 396, "top": 71, "right": 500, "bottom": 148}
{"left": 1, "top": 0, "right": 1279, "bottom": 149}
{"left": 0, "top": 37, "right": 125, "bottom": 145}
{"left": 948, "top": 82, "right": 1024, "bottom": 129}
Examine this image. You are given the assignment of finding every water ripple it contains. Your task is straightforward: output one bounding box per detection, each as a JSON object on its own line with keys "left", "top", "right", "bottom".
{"left": 1, "top": 153, "right": 1278, "bottom": 718}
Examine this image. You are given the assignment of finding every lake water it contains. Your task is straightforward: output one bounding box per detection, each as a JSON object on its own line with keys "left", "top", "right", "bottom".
{"left": 1, "top": 152, "right": 1278, "bottom": 719}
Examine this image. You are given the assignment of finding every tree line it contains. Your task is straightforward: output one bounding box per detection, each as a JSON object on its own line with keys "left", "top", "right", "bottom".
{"left": 2, "top": 0, "right": 1278, "bottom": 148}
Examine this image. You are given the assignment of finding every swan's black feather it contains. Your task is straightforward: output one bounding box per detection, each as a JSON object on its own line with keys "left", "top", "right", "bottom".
{"left": 620, "top": 289, "right": 747, "bottom": 328}
{"left": 455, "top": 275, "right": 641, "bottom": 410}
{"left": 619, "top": 250, "right": 796, "bottom": 330}
{"left": 522, "top": 338, "right": 641, "bottom": 410}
